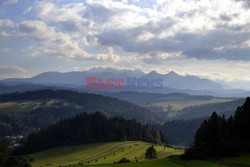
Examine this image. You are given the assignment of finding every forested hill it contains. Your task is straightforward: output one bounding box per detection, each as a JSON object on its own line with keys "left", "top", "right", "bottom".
{"left": 184, "top": 97, "right": 250, "bottom": 158}
{"left": 0, "top": 89, "right": 164, "bottom": 124}
{"left": 18, "top": 112, "right": 166, "bottom": 154}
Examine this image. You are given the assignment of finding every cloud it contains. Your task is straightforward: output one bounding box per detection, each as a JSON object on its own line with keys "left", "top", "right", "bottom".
{"left": 0, "top": 19, "right": 15, "bottom": 28}
{"left": 234, "top": 0, "right": 250, "bottom": 8}
{"left": 91, "top": 0, "right": 250, "bottom": 62}
{"left": 0, "top": 31, "right": 12, "bottom": 38}
{"left": 17, "top": 20, "right": 90, "bottom": 60}
{"left": 25, "top": 1, "right": 86, "bottom": 33}
{"left": 0, "top": 66, "right": 29, "bottom": 79}
{"left": 2, "top": 0, "right": 250, "bottom": 65}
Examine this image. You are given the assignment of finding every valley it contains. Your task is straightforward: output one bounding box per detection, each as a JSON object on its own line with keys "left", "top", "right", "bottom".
{"left": 2, "top": 0, "right": 250, "bottom": 165}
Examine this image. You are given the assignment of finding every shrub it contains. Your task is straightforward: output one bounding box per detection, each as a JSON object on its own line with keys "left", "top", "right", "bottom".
{"left": 145, "top": 146, "right": 157, "bottom": 159}
{"left": 117, "top": 158, "right": 130, "bottom": 163}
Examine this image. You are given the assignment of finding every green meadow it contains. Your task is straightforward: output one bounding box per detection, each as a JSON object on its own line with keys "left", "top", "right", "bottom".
{"left": 148, "top": 98, "right": 233, "bottom": 111}
{"left": 30, "top": 141, "right": 183, "bottom": 167}
{"left": 29, "top": 141, "right": 250, "bottom": 167}
{"left": 0, "top": 99, "right": 82, "bottom": 118}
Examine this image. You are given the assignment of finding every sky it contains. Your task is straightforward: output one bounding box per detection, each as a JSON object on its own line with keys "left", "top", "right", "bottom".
{"left": 0, "top": 0, "right": 250, "bottom": 89}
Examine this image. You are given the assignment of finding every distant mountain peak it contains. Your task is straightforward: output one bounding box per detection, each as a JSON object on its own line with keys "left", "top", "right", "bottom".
{"left": 148, "top": 70, "right": 158, "bottom": 74}
{"left": 167, "top": 71, "right": 179, "bottom": 76}
{"left": 145, "top": 71, "right": 162, "bottom": 77}
{"left": 0, "top": 68, "right": 224, "bottom": 91}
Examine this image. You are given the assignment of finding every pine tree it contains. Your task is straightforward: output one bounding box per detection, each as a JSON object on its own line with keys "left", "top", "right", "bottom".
{"left": 145, "top": 146, "right": 157, "bottom": 159}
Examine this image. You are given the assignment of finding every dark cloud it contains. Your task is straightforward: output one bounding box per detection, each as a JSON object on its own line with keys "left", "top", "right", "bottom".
{"left": 234, "top": 0, "right": 250, "bottom": 8}
{"left": 220, "top": 14, "right": 232, "bottom": 21}
{"left": 83, "top": 3, "right": 117, "bottom": 22}
{"left": 97, "top": 25, "right": 250, "bottom": 62}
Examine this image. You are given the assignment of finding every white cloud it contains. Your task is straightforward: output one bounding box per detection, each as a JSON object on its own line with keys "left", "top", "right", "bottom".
{"left": 0, "top": 66, "right": 29, "bottom": 79}
{"left": 0, "top": 31, "right": 12, "bottom": 38}
{"left": 21, "top": 0, "right": 250, "bottom": 63}
{"left": 0, "top": 19, "right": 15, "bottom": 28}
{"left": 18, "top": 20, "right": 90, "bottom": 60}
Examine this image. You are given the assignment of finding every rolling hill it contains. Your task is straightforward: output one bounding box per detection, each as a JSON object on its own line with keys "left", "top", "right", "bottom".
{"left": 29, "top": 141, "right": 182, "bottom": 167}
{"left": 104, "top": 91, "right": 234, "bottom": 110}
{"left": 0, "top": 89, "right": 166, "bottom": 137}
{"left": 29, "top": 141, "right": 250, "bottom": 167}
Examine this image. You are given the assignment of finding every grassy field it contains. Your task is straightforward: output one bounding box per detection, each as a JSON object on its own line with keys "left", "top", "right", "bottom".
{"left": 30, "top": 141, "right": 183, "bottom": 167}
{"left": 29, "top": 141, "right": 250, "bottom": 167}
{"left": 145, "top": 97, "right": 234, "bottom": 118}
{"left": 0, "top": 99, "right": 82, "bottom": 118}
{"left": 102, "top": 158, "right": 228, "bottom": 167}
{"left": 148, "top": 98, "right": 233, "bottom": 111}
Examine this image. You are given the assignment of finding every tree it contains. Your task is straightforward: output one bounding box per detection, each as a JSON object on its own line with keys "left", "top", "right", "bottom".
{"left": 145, "top": 146, "right": 157, "bottom": 159}
{"left": 0, "top": 138, "right": 12, "bottom": 166}
{"left": 0, "top": 138, "right": 32, "bottom": 167}
{"left": 0, "top": 138, "right": 12, "bottom": 158}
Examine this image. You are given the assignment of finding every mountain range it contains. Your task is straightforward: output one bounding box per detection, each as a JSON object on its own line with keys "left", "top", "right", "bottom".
{"left": 0, "top": 68, "right": 250, "bottom": 97}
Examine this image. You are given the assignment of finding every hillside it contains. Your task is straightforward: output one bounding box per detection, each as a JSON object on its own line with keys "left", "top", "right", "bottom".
{"left": 0, "top": 89, "right": 165, "bottom": 136}
{"left": 30, "top": 141, "right": 182, "bottom": 167}
{"left": 105, "top": 91, "right": 235, "bottom": 112}
{"left": 183, "top": 97, "right": 250, "bottom": 158}
{"left": 176, "top": 98, "right": 245, "bottom": 119}
{"left": 155, "top": 118, "right": 205, "bottom": 145}
{"left": 29, "top": 141, "right": 250, "bottom": 167}
{"left": 0, "top": 89, "right": 245, "bottom": 146}
{"left": 104, "top": 154, "right": 250, "bottom": 167}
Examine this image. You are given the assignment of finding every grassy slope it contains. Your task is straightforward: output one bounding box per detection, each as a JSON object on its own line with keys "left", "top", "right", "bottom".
{"left": 30, "top": 141, "right": 250, "bottom": 167}
{"left": 103, "top": 158, "right": 226, "bottom": 167}
{"left": 148, "top": 98, "right": 233, "bottom": 111}
{"left": 0, "top": 97, "right": 234, "bottom": 120}
{"left": 96, "top": 154, "right": 250, "bottom": 167}
{"left": 30, "top": 141, "right": 183, "bottom": 167}
{"left": 144, "top": 98, "right": 234, "bottom": 118}
{"left": 0, "top": 99, "right": 81, "bottom": 117}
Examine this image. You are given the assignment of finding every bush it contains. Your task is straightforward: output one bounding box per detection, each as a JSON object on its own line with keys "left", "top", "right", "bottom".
{"left": 145, "top": 146, "right": 157, "bottom": 159}
{"left": 117, "top": 158, "right": 130, "bottom": 163}
{"left": 181, "top": 146, "right": 198, "bottom": 159}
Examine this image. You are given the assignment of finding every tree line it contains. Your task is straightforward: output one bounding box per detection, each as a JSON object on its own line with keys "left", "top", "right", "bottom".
{"left": 183, "top": 97, "right": 250, "bottom": 158}
{"left": 16, "top": 112, "right": 166, "bottom": 154}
